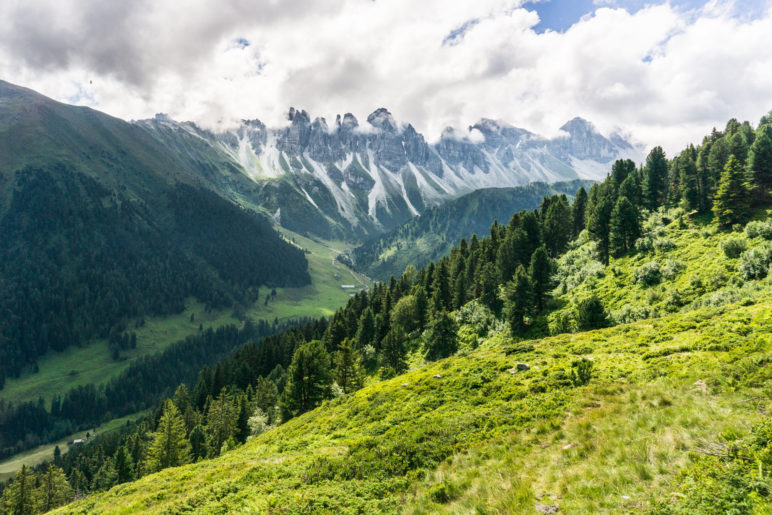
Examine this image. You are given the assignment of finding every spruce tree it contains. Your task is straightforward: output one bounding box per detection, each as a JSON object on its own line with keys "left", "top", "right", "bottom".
{"left": 36, "top": 465, "right": 74, "bottom": 512}
{"left": 280, "top": 340, "right": 332, "bottom": 419}
{"left": 1, "top": 465, "right": 37, "bottom": 515}
{"left": 588, "top": 196, "right": 614, "bottom": 265}
{"left": 381, "top": 329, "right": 407, "bottom": 374}
{"left": 748, "top": 126, "right": 772, "bottom": 204}
{"left": 502, "top": 265, "right": 533, "bottom": 334}
{"left": 610, "top": 197, "right": 641, "bottom": 257}
{"left": 543, "top": 196, "right": 572, "bottom": 256}
{"left": 354, "top": 307, "right": 376, "bottom": 349}
{"left": 114, "top": 446, "right": 135, "bottom": 484}
{"left": 146, "top": 399, "right": 192, "bottom": 471}
{"left": 572, "top": 187, "right": 588, "bottom": 237}
{"left": 92, "top": 458, "right": 118, "bottom": 490}
{"left": 576, "top": 295, "right": 609, "bottom": 330}
{"left": 643, "top": 146, "right": 668, "bottom": 209}
{"left": 333, "top": 338, "right": 365, "bottom": 393}
{"left": 234, "top": 394, "right": 251, "bottom": 444}
{"left": 713, "top": 155, "right": 750, "bottom": 226}
{"left": 529, "top": 246, "right": 552, "bottom": 312}
{"left": 205, "top": 392, "right": 235, "bottom": 457}
{"left": 424, "top": 310, "right": 458, "bottom": 361}
{"left": 478, "top": 262, "right": 502, "bottom": 314}
{"left": 189, "top": 424, "right": 208, "bottom": 461}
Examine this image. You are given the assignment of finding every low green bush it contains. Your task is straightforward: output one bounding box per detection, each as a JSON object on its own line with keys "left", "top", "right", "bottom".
{"left": 635, "top": 261, "right": 662, "bottom": 286}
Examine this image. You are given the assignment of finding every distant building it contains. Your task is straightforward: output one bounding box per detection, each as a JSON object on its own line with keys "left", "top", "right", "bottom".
{"left": 69, "top": 439, "right": 86, "bottom": 446}
{"left": 340, "top": 285, "right": 356, "bottom": 289}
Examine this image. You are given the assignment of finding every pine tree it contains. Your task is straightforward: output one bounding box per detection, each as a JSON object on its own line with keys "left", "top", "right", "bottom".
{"left": 381, "top": 329, "right": 407, "bottom": 374}
{"left": 572, "top": 187, "right": 588, "bottom": 237}
{"left": 502, "top": 265, "right": 533, "bottom": 334}
{"left": 333, "top": 338, "right": 365, "bottom": 393}
{"left": 92, "top": 458, "right": 118, "bottom": 490}
{"left": 643, "top": 146, "right": 668, "bottom": 209}
{"left": 1, "top": 465, "right": 37, "bottom": 515}
{"left": 205, "top": 391, "right": 235, "bottom": 456}
{"left": 431, "top": 259, "right": 451, "bottom": 314}
{"left": 279, "top": 340, "right": 332, "bottom": 420}
{"left": 529, "top": 246, "right": 552, "bottom": 312}
{"left": 478, "top": 262, "right": 502, "bottom": 314}
{"left": 114, "top": 446, "right": 135, "bottom": 484}
{"left": 610, "top": 197, "right": 641, "bottom": 257}
{"left": 588, "top": 195, "right": 614, "bottom": 265}
{"left": 576, "top": 295, "right": 609, "bottom": 330}
{"left": 253, "top": 377, "right": 278, "bottom": 420}
{"left": 713, "top": 155, "right": 750, "bottom": 226}
{"left": 354, "top": 307, "right": 376, "bottom": 349}
{"left": 748, "top": 126, "right": 772, "bottom": 204}
{"left": 678, "top": 146, "right": 699, "bottom": 210}
{"left": 424, "top": 311, "right": 458, "bottom": 361}
{"left": 543, "top": 196, "right": 572, "bottom": 256}
{"left": 189, "top": 424, "right": 208, "bottom": 461}
{"left": 234, "top": 394, "right": 250, "bottom": 444}
{"left": 146, "top": 399, "right": 192, "bottom": 471}
{"left": 36, "top": 465, "right": 74, "bottom": 512}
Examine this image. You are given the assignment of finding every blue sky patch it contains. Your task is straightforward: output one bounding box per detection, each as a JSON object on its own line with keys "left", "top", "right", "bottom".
{"left": 523, "top": 0, "right": 766, "bottom": 34}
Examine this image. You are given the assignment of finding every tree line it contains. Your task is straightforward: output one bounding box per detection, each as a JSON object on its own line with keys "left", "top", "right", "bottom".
{"left": 0, "top": 165, "right": 310, "bottom": 386}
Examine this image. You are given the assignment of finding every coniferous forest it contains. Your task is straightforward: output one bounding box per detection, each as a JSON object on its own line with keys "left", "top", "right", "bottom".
{"left": 2, "top": 113, "right": 770, "bottom": 513}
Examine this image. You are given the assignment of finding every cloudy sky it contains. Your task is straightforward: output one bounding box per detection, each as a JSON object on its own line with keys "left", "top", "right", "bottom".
{"left": 1, "top": 0, "right": 771, "bottom": 153}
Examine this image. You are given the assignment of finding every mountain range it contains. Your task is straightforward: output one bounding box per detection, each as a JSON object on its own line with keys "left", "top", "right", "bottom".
{"left": 136, "top": 106, "right": 641, "bottom": 239}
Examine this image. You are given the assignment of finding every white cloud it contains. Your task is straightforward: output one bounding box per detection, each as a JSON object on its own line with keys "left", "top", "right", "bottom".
{"left": 0, "top": 0, "right": 771, "bottom": 154}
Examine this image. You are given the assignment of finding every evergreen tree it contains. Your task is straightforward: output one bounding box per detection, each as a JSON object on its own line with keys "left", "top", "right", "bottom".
{"left": 529, "top": 246, "right": 552, "bottom": 312}
{"left": 478, "top": 262, "right": 502, "bottom": 314}
{"left": 205, "top": 392, "right": 235, "bottom": 457}
{"left": 713, "top": 155, "right": 750, "bottom": 226}
{"left": 678, "top": 146, "right": 699, "bottom": 210}
{"left": 354, "top": 307, "right": 376, "bottom": 349}
{"left": 280, "top": 340, "right": 332, "bottom": 419}
{"left": 1, "top": 465, "right": 37, "bottom": 515}
{"left": 543, "top": 196, "right": 572, "bottom": 256}
{"left": 588, "top": 195, "right": 614, "bottom": 265}
{"left": 92, "top": 458, "right": 118, "bottom": 491}
{"left": 502, "top": 265, "right": 533, "bottom": 334}
{"left": 36, "top": 465, "right": 74, "bottom": 512}
{"left": 572, "top": 187, "right": 588, "bottom": 237}
{"left": 380, "top": 328, "right": 406, "bottom": 375}
{"left": 234, "top": 394, "right": 251, "bottom": 444}
{"left": 643, "top": 146, "right": 668, "bottom": 209}
{"left": 618, "top": 174, "right": 641, "bottom": 208}
{"left": 114, "top": 446, "right": 135, "bottom": 484}
{"left": 424, "top": 311, "right": 458, "bottom": 361}
{"left": 189, "top": 424, "right": 208, "bottom": 461}
{"left": 748, "top": 126, "right": 772, "bottom": 204}
{"left": 610, "top": 197, "right": 641, "bottom": 257}
{"left": 333, "top": 338, "right": 365, "bottom": 393}
{"left": 431, "top": 260, "right": 451, "bottom": 314}
{"left": 253, "top": 377, "right": 278, "bottom": 421}
{"left": 576, "top": 295, "right": 609, "bottom": 330}
{"left": 145, "top": 399, "right": 192, "bottom": 471}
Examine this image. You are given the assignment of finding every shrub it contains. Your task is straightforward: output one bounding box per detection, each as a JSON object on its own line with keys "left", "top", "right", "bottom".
{"left": 575, "top": 295, "right": 609, "bottom": 330}
{"left": 721, "top": 236, "right": 747, "bottom": 258}
{"left": 569, "top": 359, "right": 593, "bottom": 387}
{"left": 548, "top": 310, "right": 577, "bottom": 335}
{"left": 744, "top": 220, "right": 772, "bottom": 240}
{"left": 738, "top": 246, "right": 772, "bottom": 280}
{"left": 662, "top": 259, "right": 685, "bottom": 280}
{"left": 653, "top": 237, "right": 676, "bottom": 252}
{"left": 634, "top": 236, "right": 653, "bottom": 252}
{"left": 635, "top": 261, "right": 662, "bottom": 286}
{"left": 612, "top": 304, "right": 655, "bottom": 324}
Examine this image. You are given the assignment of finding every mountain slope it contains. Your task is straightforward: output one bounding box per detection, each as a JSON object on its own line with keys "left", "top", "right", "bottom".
{"left": 54, "top": 209, "right": 772, "bottom": 514}
{"left": 138, "top": 109, "right": 640, "bottom": 239}
{"left": 346, "top": 179, "right": 594, "bottom": 279}
{"left": 0, "top": 82, "right": 310, "bottom": 387}
{"left": 55, "top": 301, "right": 771, "bottom": 514}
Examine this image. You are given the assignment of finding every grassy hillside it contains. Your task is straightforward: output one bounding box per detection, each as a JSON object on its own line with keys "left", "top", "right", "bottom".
{"left": 56, "top": 300, "right": 771, "bottom": 514}
{"left": 56, "top": 214, "right": 772, "bottom": 514}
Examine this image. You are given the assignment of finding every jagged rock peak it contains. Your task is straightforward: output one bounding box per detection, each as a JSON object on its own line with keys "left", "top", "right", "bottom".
{"left": 559, "top": 117, "right": 596, "bottom": 135}
{"left": 367, "top": 108, "right": 398, "bottom": 132}
{"left": 287, "top": 107, "right": 310, "bottom": 124}
{"left": 339, "top": 113, "right": 359, "bottom": 130}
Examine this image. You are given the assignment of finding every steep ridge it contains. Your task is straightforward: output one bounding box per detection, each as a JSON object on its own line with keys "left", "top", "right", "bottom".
{"left": 346, "top": 179, "right": 594, "bottom": 280}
